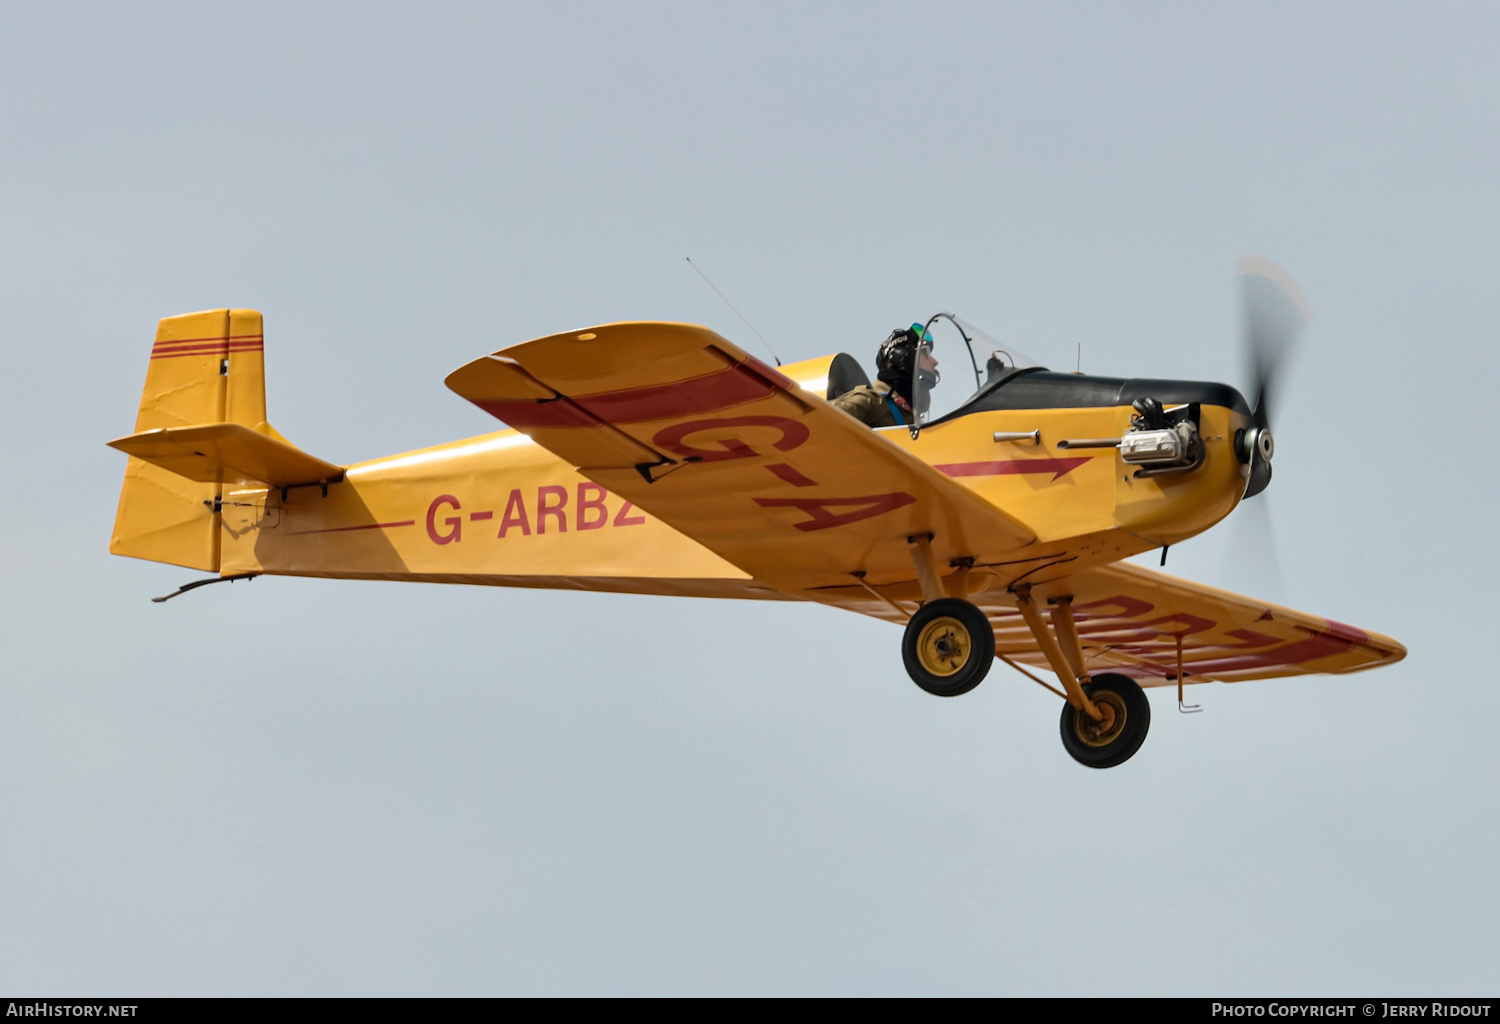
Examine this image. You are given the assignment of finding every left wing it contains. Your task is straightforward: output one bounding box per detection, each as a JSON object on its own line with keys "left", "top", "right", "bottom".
{"left": 446, "top": 322, "right": 1036, "bottom": 593}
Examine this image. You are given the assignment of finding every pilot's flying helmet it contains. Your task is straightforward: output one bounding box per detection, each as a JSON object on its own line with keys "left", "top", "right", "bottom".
{"left": 876, "top": 323, "right": 940, "bottom": 389}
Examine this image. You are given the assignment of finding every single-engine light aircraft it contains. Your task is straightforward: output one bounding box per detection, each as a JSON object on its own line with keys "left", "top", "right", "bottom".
{"left": 108, "top": 260, "right": 1404, "bottom": 768}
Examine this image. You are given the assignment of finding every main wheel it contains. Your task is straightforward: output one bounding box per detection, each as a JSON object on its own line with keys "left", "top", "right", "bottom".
{"left": 1059, "top": 673, "right": 1151, "bottom": 768}
{"left": 901, "top": 598, "right": 995, "bottom": 697}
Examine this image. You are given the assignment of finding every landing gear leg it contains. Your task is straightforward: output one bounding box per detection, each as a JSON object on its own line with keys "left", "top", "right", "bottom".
{"left": 1011, "top": 587, "right": 1151, "bottom": 768}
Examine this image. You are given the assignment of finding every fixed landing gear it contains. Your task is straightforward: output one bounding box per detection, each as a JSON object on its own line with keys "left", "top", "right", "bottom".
{"left": 1058, "top": 673, "right": 1151, "bottom": 769}
{"left": 901, "top": 598, "right": 995, "bottom": 697}
{"left": 887, "top": 536, "right": 1155, "bottom": 767}
{"left": 898, "top": 534, "right": 995, "bottom": 697}
{"left": 1011, "top": 586, "right": 1152, "bottom": 769}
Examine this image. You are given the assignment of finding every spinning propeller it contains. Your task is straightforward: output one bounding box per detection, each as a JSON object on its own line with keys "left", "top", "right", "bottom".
{"left": 1236, "top": 256, "right": 1311, "bottom": 499}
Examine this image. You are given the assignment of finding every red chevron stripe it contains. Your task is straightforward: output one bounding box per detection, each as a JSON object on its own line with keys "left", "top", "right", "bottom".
{"left": 475, "top": 359, "right": 792, "bottom": 428}
{"left": 474, "top": 397, "right": 600, "bottom": 428}
{"left": 573, "top": 362, "right": 787, "bottom": 423}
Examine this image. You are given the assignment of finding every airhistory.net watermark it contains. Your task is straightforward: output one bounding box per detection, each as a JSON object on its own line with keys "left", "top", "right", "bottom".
{"left": 5, "top": 1005, "right": 137, "bottom": 1017}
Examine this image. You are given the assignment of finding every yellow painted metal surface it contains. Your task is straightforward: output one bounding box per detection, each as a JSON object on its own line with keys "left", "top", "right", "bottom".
{"left": 218, "top": 428, "right": 768, "bottom": 598}
{"left": 880, "top": 402, "right": 1248, "bottom": 547}
{"left": 776, "top": 353, "right": 841, "bottom": 398}
{"left": 109, "top": 423, "right": 342, "bottom": 487}
{"left": 109, "top": 312, "right": 1405, "bottom": 685}
{"left": 110, "top": 309, "right": 265, "bottom": 570}
{"left": 446, "top": 323, "right": 1037, "bottom": 595}
{"left": 1015, "top": 587, "right": 1100, "bottom": 714}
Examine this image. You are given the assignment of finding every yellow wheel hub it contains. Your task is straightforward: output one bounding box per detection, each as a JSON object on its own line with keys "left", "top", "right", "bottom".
{"left": 1073, "top": 690, "right": 1127, "bottom": 747}
{"left": 916, "top": 616, "right": 972, "bottom": 677}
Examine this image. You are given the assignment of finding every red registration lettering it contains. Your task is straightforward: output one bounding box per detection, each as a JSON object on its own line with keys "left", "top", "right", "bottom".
{"left": 652, "top": 415, "right": 810, "bottom": 463}
{"left": 1216, "top": 629, "right": 1281, "bottom": 650}
{"left": 1073, "top": 596, "right": 1155, "bottom": 621}
{"left": 752, "top": 492, "right": 915, "bottom": 532}
{"left": 426, "top": 494, "right": 462, "bottom": 544}
{"left": 432, "top": 487, "right": 646, "bottom": 538}
{"left": 537, "top": 485, "right": 568, "bottom": 533}
{"left": 576, "top": 483, "right": 609, "bottom": 530}
{"left": 498, "top": 488, "right": 531, "bottom": 537}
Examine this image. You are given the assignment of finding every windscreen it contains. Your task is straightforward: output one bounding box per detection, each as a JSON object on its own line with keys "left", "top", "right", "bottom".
{"left": 911, "top": 313, "right": 1045, "bottom": 427}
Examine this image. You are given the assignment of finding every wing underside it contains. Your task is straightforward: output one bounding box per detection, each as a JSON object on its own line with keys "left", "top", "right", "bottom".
{"left": 812, "top": 559, "right": 1405, "bottom": 685}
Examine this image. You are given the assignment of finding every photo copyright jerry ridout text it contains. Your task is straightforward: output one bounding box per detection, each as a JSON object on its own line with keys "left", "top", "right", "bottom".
{"left": 1212, "top": 1007, "right": 1492, "bottom": 1018}
{"left": 6, "top": 1006, "right": 137, "bottom": 1018}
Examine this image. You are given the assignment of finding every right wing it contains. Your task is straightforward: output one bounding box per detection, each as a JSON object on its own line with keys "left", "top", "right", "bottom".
{"left": 811, "top": 558, "right": 1405, "bottom": 686}
{"left": 446, "top": 322, "right": 1037, "bottom": 593}
{"left": 997, "top": 561, "right": 1406, "bottom": 684}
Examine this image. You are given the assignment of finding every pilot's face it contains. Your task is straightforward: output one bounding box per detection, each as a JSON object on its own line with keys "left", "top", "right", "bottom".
{"left": 918, "top": 346, "right": 939, "bottom": 373}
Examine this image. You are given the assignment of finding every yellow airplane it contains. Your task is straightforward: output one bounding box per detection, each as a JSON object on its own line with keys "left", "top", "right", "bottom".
{"left": 107, "top": 262, "right": 1405, "bottom": 769}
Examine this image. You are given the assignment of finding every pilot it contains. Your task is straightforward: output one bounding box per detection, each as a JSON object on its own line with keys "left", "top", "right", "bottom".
{"left": 829, "top": 324, "right": 940, "bottom": 428}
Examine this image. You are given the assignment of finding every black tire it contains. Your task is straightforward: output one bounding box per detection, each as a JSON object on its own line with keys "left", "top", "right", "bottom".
{"left": 1058, "top": 673, "right": 1151, "bottom": 769}
{"left": 901, "top": 598, "right": 995, "bottom": 697}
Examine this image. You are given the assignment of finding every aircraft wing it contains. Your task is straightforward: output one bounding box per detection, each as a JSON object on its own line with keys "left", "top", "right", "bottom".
{"left": 446, "top": 322, "right": 1037, "bottom": 593}
{"left": 1013, "top": 561, "right": 1406, "bottom": 684}
{"left": 814, "top": 559, "right": 1405, "bottom": 686}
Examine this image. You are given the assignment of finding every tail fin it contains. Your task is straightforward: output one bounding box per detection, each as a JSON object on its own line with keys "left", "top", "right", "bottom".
{"left": 110, "top": 309, "right": 268, "bottom": 570}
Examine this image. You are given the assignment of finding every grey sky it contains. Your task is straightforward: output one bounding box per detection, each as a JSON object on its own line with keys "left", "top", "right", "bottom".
{"left": 1, "top": 1, "right": 1495, "bottom": 995}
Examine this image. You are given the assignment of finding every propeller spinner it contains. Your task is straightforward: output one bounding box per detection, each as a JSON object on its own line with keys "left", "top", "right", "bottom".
{"left": 1235, "top": 256, "right": 1310, "bottom": 498}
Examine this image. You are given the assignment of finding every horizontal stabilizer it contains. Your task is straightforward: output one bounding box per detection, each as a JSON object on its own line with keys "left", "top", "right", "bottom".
{"left": 108, "top": 423, "right": 342, "bottom": 488}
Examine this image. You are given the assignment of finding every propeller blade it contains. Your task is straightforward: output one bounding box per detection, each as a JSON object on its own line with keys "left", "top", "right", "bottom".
{"left": 1236, "top": 256, "right": 1310, "bottom": 499}
{"left": 1237, "top": 255, "right": 1311, "bottom": 430}
{"left": 1225, "top": 492, "right": 1286, "bottom": 602}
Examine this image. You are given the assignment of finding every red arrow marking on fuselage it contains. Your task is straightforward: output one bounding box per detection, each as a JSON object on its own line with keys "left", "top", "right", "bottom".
{"left": 934, "top": 458, "right": 1091, "bottom": 482}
